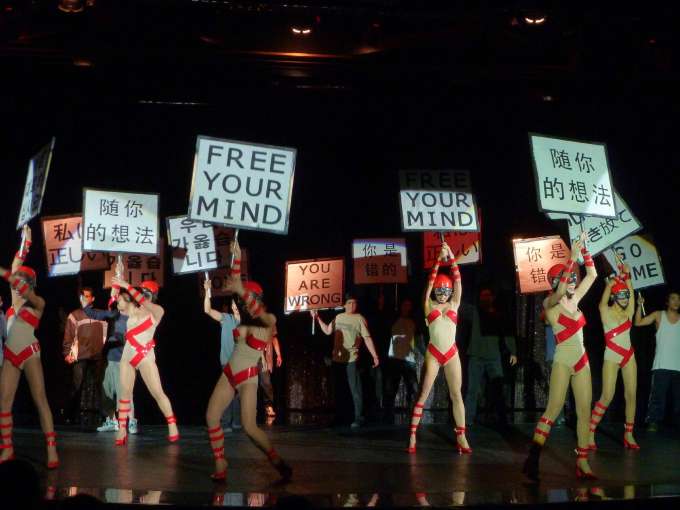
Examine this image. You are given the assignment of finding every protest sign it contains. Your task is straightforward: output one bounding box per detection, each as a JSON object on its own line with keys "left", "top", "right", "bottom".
{"left": 198, "top": 249, "right": 250, "bottom": 297}
{"left": 83, "top": 189, "right": 159, "bottom": 255}
{"left": 530, "top": 133, "right": 616, "bottom": 218}
{"left": 285, "top": 258, "right": 344, "bottom": 313}
{"left": 603, "top": 235, "right": 665, "bottom": 290}
{"left": 188, "top": 136, "right": 296, "bottom": 235}
{"left": 398, "top": 169, "right": 478, "bottom": 232}
{"left": 399, "top": 169, "right": 472, "bottom": 192}
{"left": 352, "top": 238, "right": 407, "bottom": 285}
{"left": 103, "top": 251, "right": 164, "bottom": 288}
{"left": 41, "top": 215, "right": 109, "bottom": 277}
{"left": 546, "top": 191, "right": 641, "bottom": 255}
{"left": 17, "top": 138, "right": 55, "bottom": 229}
{"left": 167, "top": 215, "right": 219, "bottom": 275}
{"left": 423, "top": 225, "right": 482, "bottom": 267}
{"left": 513, "top": 236, "right": 572, "bottom": 294}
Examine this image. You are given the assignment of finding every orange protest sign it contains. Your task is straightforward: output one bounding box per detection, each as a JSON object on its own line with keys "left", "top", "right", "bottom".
{"left": 513, "top": 236, "right": 571, "bottom": 294}
{"left": 354, "top": 255, "right": 407, "bottom": 284}
{"left": 285, "top": 258, "right": 344, "bottom": 313}
{"left": 41, "top": 215, "right": 109, "bottom": 277}
{"left": 103, "top": 250, "right": 165, "bottom": 288}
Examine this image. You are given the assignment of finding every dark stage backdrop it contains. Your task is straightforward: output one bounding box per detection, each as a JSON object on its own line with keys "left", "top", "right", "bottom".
{"left": 0, "top": 82, "right": 676, "bottom": 426}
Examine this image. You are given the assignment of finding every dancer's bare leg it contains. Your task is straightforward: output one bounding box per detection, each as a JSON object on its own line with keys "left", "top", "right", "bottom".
{"left": 206, "top": 374, "right": 235, "bottom": 475}
{"left": 572, "top": 367, "right": 594, "bottom": 474}
{"left": 0, "top": 363, "right": 21, "bottom": 461}
{"left": 443, "top": 355, "right": 469, "bottom": 449}
{"left": 589, "top": 360, "right": 618, "bottom": 445}
{"left": 621, "top": 357, "right": 639, "bottom": 445}
{"left": 532, "top": 363, "right": 571, "bottom": 444}
{"left": 239, "top": 384, "right": 272, "bottom": 453}
{"left": 138, "top": 360, "right": 178, "bottom": 438}
{"left": 115, "top": 362, "right": 136, "bottom": 443}
{"left": 24, "top": 357, "right": 58, "bottom": 465}
{"left": 409, "top": 355, "right": 440, "bottom": 450}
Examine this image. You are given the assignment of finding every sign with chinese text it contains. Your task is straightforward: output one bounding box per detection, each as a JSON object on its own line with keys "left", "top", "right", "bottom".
{"left": 17, "top": 138, "right": 55, "bottom": 229}
{"left": 530, "top": 133, "right": 616, "bottom": 218}
{"left": 167, "top": 216, "right": 219, "bottom": 275}
{"left": 423, "top": 229, "right": 482, "bottom": 268}
{"left": 82, "top": 189, "right": 159, "bottom": 255}
{"left": 285, "top": 258, "right": 344, "bottom": 313}
{"left": 103, "top": 251, "right": 165, "bottom": 288}
{"left": 513, "top": 236, "right": 572, "bottom": 294}
{"left": 188, "top": 136, "right": 296, "bottom": 235}
{"left": 352, "top": 238, "right": 408, "bottom": 284}
{"left": 547, "top": 191, "right": 642, "bottom": 256}
{"left": 398, "top": 169, "right": 479, "bottom": 232}
{"left": 41, "top": 215, "right": 109, "bottom": 277}
{"left": 603, "top": 235, "right": 665, "bottom": 290}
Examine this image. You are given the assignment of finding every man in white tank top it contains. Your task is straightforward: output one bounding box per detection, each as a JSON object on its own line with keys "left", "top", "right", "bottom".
{"left": 635, "top": 291, "right": 680, "bottom": 431}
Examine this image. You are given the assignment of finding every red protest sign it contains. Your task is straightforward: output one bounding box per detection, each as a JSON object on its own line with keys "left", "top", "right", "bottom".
{"left": 285, "top": 258, "right": 344, "bottom": 313}
{"left": 423, "top": 231, "right": 481, "bottom": 268}
{"left": 103, "top": 249, "right": 165, "bottom": 288}
{"left": 354, "top": 255, "right": 407, "bottom": 284}
{"left": 41, "top": 215, "right": 109, "bottom": 277}
{"left": 512, "top": 236, "right": 571, "bottom": 294}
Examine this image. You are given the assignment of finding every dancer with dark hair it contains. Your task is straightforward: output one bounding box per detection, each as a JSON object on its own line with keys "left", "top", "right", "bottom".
{"left": 408, "top": 242, "right": 470, "bottom": 454}
{"left": 0, "top": 226, "right": 59, "bottom": 468}
{"left": 205, "top": 239, "right": 291, "bottom": 481}
{"left": 110, "top": 276, "right": 179, "bottom": 446}
{"left": 523, "top": 233, "right": 597, "bottom": 481}
{"left": 588, "top": 263, "right": 638, "bottom": 449}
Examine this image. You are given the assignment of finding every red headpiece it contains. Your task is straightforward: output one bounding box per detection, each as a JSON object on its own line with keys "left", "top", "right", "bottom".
{"left": 140, "top": 280, "right": 160, "bottom": 295}
{"left": 17, "top": 266, "right": 36, "bottom": 280}
{"left": 433, "top": 273, "right": 453, "bottom": 290}
{"left": 244, "top": 280, "right": 263, "bottom": 297}
{"left": 612, "top": 280, "right": 628, "bottom": 295}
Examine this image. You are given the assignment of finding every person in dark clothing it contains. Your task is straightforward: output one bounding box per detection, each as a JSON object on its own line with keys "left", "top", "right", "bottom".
{"left": 463, "top": 288, "right": 517, "bottom": 426}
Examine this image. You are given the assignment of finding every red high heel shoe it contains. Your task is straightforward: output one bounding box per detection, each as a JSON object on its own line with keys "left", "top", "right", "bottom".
{"left": 166, "top": 415, "right": 180, "bottom": 443}
{"left": 575, "top": 448, "right": 597, "bottom": 480}
{"left": 455, "top": 427, "right": 472, "bottom": 455}
{"left": 45, "top": 432, "right": 59, "bottom": 469}
{"left": 623, "top": 423, "right": 640, "bottom": 450}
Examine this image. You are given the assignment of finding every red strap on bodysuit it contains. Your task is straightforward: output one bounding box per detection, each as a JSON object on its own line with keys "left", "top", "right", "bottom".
{"left": 3, "top": 342, "right": 40, "bottom": 368}
{"left": 605, "top": 320, "right": 634, "bottom": 368}
{"left": 125, "top": 317, "right": 156, "bottom": 368}
{"left": 573, "top": 352, "right": 589, "bottom": 373}
{"left": 246, "top": 335, "right": 268, "bottom": 351}
{"left": 604, "top": 320, "right": 632, "bottom": 341}
{"left": 555, "top": 313, "right": 586, "bottom": 343}
{"left": 7, "top": 306, "right": 40, "bottom": 329}
{"left": 427, "top": 343, "right": 458, "bottom": 366}
{"left": 223, "top": 364, "right": 260, "bottom": 389}
{"left": 426, "top": 309, "right": 458, "bottom": 325}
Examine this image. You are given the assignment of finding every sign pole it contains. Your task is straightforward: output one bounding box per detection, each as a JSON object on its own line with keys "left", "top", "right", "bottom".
{"left": 116, "top": 254, "right": 123, "bottom": 278}
{"left": 19, "top": 226, "right": 27, "bottom": 256}
{"left": 639, "top": 291, "right": 646, "bottom": 316}
{"left": 438, "top": 232, "right": 449, "bottom": 262}
{"left": 311, "top": 312, "right": 315, "bottom": 335}
{"left": 395, "top": 283, "right": 398, "bottom": 311}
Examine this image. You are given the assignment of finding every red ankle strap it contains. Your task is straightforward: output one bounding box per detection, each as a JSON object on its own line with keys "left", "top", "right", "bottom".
{"left": 455, "top": 427, "right": 466, "bottom": 435}
{"left": 576, "top": 447, "right": 589, "bottom": 458}
{"left": 207, "top": 426, "right": 222, "bottom": 434}
{"left": 266, "top": 448, "right": 279, "bottom": 461}
{"left": 45, "top": 432, "right": 57, "bottom": 438}
{"left": 539, "top": 416, "right": 554, "bottom": 426}
{"left": 166, "top": 415, "right": 177, "bottom": 425}
{"left": 0, "top": 412, "right": 11, "bottom": 418}
{"left": 414, "top": 403, "right": 424, "bottom": 409}
{"left": 595, "top": 401, "right": 608, "bottom": 411}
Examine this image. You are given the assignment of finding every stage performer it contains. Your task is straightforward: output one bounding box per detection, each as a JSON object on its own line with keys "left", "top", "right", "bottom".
{"left": 407, "top": 241, "right": 470, "bottom": 454}
{"left": 588, "top": 262, "right": 638, "bottom": 450}
{"left": 0, "top": 226, "right": 59, "bottom": 468}
{"left": 523, "top": 233, "right": 597, "bottom": 481}
{"left": 110, "top": 276, "right": 179, "bottom": 446}
{"left": 204, "top": 239, "right": 292, "bottom": 481}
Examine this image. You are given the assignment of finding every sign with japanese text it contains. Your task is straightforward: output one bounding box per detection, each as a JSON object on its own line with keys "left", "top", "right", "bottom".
{"left": 423, "top": 231, "right": 481, "bottom": 267}
{"left": 352, "top": 238, "right": 408, "bottom": 285}
{"left": 167, "top": 215, "right": 219, "bottom": 275}
{"left": 603, "top": 235, "right": 665, "bottom": 290}
{"left": 82, "top": 189, "right": 159, "bottom": 255}
{"left": 103, "top": 251, "right": 165, "bottom": 289}
{"left": 547, "top": 191, "right": 642, "bottom": 256}
{"left": 41, "top": 215, "right": 109, "bottom": 277}
{"left": 399, "top": 169, "right": 479, "bottom": 232}
{"left": 198, "top": 249, "right": 250, "bottom": 297}
{"left": 188, "top": 136, "right": 296, "bottom": 235}
{"left": 513, "top": 236, "right": 572, "bottom": 294}
{"left": 17, "top": 138, "right": 55, "bottom": 229}
{"left": 285, "top": 258, "right": 344, "bottom": 313}
{"left": 530, "top": 133, "right": 616, "bottom": 218}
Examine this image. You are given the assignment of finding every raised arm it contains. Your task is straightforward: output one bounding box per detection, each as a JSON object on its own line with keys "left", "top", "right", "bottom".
{"left": 11, "top": 225, "right": 31, "bottom": 273}
{"left": 424, "top": 243, "right": 446, "bottom": 313}
{"left": 310, "top": 309, "right": 333, "bottom": 335}
{"left": 621, "top": 264, "right": 635, "bottom": 319}
{"left": 112, "top": 276, "right": 165, "bottom": 324}
{"left": 203, "top": 279, "right": 223, "bottom": 322}
{"left": 599, "top": 277, "right": 615, "bottom": 312}
{"left": 83, "top": 306, "right": 116, "bottom": 321}
{"left": 573, "top": 236, "right": 597, "bottom": 302}
{"left": 1, "top": 265, "right": 45, "bottom": 313}
{"left": 634, "top": 294, "right": 659, "bottom": 327}
{"left": 450, "top": 249, "right": 462, "bottom": 307}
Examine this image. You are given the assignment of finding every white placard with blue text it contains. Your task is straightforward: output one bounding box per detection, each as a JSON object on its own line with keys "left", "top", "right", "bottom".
{"left": 188, "top": 136, "right": 296, "bottom": 235}
{"left": 82, "top": 189, "right": 159, "bottom": 255}
{"left": 530, "top": 134, "right": 616, "bottom": 218}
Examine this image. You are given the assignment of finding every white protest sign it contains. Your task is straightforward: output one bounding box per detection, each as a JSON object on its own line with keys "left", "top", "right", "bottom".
{"left": 82, "top": 189, "right": 159, "bottom": 255}
{"left": 603, "top": 235, "right": 665, "bottom": 290}
{"left": 547, "top": 191, "right": 642, "bottom": 255}
{"left": 167, "top": 216, "right": 219, "bottom": 275}
{"left": 399, "top": 169, "right": 472, "bottom": 191}
{"left": 41, "top": 215, "right": 109, "bottom": 277}
{"left": 17, "top": 138, "right": 55, "bottom": 229}
{"left": 399, "top": 170, "right": 479, "bottom": 232}
{"left": 530, "top": 133, "right": 616, "bottom": 218}
{"left": 188, "top": 136, "right": 296, "bottom": 235}
{"left": 352, "top": 238, "right": 407, "bottom": 266}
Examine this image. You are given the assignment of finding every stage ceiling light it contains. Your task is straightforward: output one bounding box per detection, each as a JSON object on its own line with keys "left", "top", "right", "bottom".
{"left": 291, "top": 26, "right": 312, "bottom": 36}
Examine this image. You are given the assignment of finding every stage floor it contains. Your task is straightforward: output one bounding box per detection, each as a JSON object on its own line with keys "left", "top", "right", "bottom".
{"left": 11, "top": 422, "right": 680, "bottom": 507}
